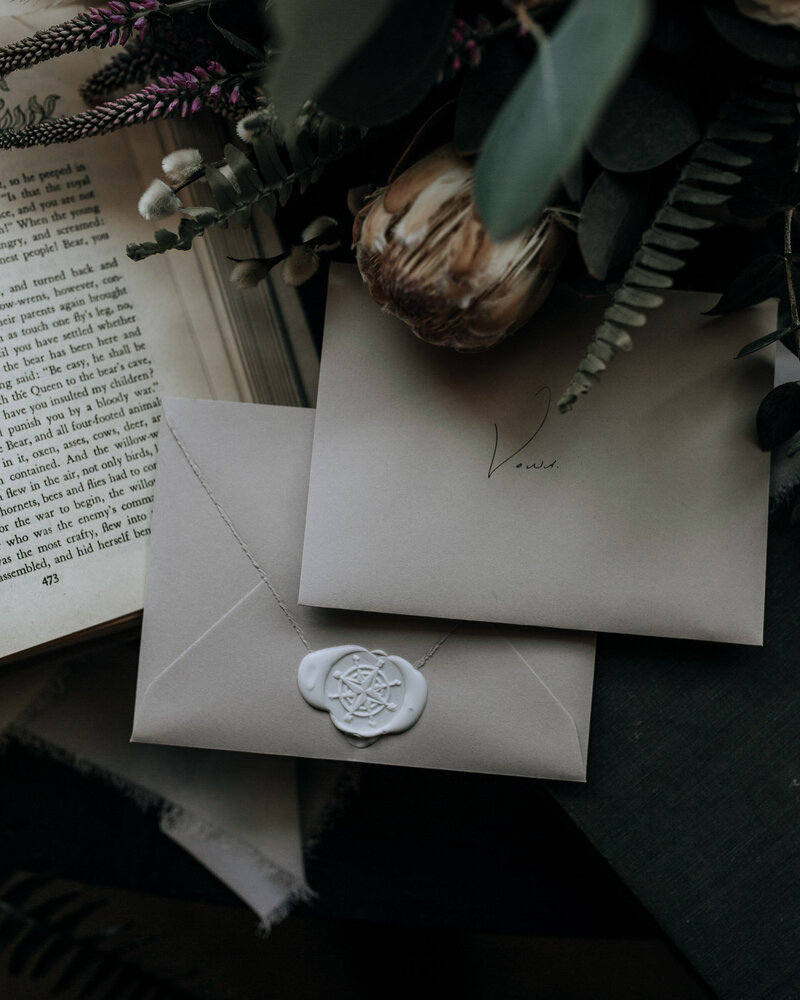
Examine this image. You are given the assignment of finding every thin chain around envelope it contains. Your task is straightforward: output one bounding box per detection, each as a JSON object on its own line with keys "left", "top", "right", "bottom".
{"left": 165, "top": 417, "right": 452, "bottom": 671}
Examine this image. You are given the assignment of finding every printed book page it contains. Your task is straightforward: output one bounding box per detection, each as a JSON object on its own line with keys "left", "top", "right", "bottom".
{"left": 0, "top": 14, "right": 308, "bottom": 659}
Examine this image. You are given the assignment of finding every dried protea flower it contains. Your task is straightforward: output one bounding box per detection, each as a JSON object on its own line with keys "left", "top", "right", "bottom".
{"left": 353, "top": 147, "right": 569, "bottom": 351}
{"left": 734, "top": 0, "right": 800, "bottom": 28}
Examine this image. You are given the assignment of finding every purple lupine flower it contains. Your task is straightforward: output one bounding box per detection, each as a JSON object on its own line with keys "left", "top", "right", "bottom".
{"left": 0, "top": 62, "right": 240, "bottom": 148}
{"left": 440, "top": 13, "right": 495, "bottom": 81}
{"left": 0, "top": 0, "right": 162, "bottom": 78}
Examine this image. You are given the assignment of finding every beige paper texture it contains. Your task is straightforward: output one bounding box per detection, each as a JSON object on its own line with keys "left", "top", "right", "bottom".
{"left": 132, "top": 400, "right": 595, "bottom": 781}
{"left": 300, "top": 265, "right": 774, "bottom": 644}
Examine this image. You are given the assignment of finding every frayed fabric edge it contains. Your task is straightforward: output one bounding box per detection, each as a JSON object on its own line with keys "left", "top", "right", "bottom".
{"left": 6, "top": 726, "right": 312, "bottom": 930}
{"left": 160, "top": 805, "right": 314, "bottom": 935}
{"left": 7, "top": 724, "right": 163, "bottom": 813}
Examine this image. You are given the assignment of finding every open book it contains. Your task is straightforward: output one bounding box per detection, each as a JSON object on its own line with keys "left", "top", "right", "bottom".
{"left": 0, "top": 13, "right": 317, "bottom": 661}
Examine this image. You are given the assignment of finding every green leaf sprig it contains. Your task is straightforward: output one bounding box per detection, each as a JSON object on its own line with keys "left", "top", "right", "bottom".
{"left": 127, "top": 109, "right": 363, "bottom": 261}
{"left": 558, "top": 86, "right": 796, "bottom": 413}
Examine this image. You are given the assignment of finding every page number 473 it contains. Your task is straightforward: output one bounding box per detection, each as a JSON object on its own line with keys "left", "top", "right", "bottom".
{"left": 42, "top": 574, "right": 60, "bottom": 586}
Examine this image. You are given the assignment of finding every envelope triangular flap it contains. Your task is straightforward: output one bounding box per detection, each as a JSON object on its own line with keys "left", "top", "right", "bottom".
{"left": 137, "top": 398, "right": 267, "bottom": 695}
{"left": 136, "top": 586, "right": 586, "bottom": 778}
{"left": 502, "top": 628, "right": 595, "bottom": 762}
{"left": 134, "top": 401, "right": 593, "bottom": 780}
{"left": 159, "top": 398, "right": 313, "bottom": 604}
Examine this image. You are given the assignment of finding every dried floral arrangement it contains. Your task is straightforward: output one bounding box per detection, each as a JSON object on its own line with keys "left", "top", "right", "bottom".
{"left": 3, "top": 0, "right": 800, "bottom": 455}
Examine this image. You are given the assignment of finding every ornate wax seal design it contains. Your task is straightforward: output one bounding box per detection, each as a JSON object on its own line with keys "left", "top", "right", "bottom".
{"left": 298, "top": 645, "right": 427, "bottom": 745}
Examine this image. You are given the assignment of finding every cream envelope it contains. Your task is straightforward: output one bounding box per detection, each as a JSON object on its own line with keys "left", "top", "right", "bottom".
{"left": 300, "top": 265, "right": 774, "bottom": 644}
{"left": 132, "top": 399, "right": 595, "bottom": 781}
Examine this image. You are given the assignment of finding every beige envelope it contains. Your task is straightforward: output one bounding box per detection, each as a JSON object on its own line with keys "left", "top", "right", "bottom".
{"left": 300, "top": 266, "right": 774, "bottom": 644}
{"left": 132, "top": 399, "right": 595, "bottom": 781}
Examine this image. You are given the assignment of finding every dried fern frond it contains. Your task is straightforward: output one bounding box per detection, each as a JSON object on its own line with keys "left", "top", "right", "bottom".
{"left": 0, "top": 870, "right": 197, "bottom": 1000}
{"left": 558, "top": 85, "right": 796, "bottom": 413}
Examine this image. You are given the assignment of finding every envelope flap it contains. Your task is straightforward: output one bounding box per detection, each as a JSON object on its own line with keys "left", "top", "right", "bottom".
{"left": 136, "top": 586, "right": 587, "bottom": 780}
{"left": 156, "top": 399, "right": 459, "bottom": 668}
{"left": 137, "top": 400, "right": 595, "bottom": 781}
{"left": 499, "top": 628, "right": 595, "bottom": 761}
{"left": 300, "top": 266, "right": 773, "bottom": 644}
{"left": 138, "top": 401, "right": 266, "bottom": 693}
{"left": 160, "top": 398, "right": 314, "bottom": 604}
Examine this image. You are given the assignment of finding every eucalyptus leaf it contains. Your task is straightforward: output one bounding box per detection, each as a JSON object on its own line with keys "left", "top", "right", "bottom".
{"left": 318, "top": 0, "right": 454, "bottom": 126}
{"left": 560, "top": 153, "right": 586, "bottom": 204}
{"left": 589, "top": 65, "right": 701, "bottom": 172}
{"left": 578, "top": 171, "right": 651, "bottom": 279}
{"left": 474, "top": 0, "right": 650, "bottom": 239}
{"left": 704, "top": 1, "right": 800, "bottom": 69}
{"left": 737, "top": 326, "right": 799, "bottom": 359}
{"left": 270, "top": 0, "right": 398, "bottom": 122}
{"left": 206, "top": 8, "right": 263, "bottom": 60}
{"left": 454, "top": 34, "right": 531, "bottom": 154}
{"left": 707, "top": 254, "right": 786, "bottom": 314}
{"left": 756, "top": 380, "right": 800, "bottom": 449}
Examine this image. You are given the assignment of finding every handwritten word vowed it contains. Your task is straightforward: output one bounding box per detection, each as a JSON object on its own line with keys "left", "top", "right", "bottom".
{"left": 487, "top": 386, "right": 558, "bottom": 478}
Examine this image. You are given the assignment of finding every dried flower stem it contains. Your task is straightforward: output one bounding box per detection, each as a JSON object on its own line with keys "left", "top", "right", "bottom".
{"left": 0, "top": 62, "right": 244, "bottom": 148}
{"left": 0, "top": 0, "right": 188, "bottom": 78}
{"left": 79, "top": 17, "right": 217, "bottom": 105}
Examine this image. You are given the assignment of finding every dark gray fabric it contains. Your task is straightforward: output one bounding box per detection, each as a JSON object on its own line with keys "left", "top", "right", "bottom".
{"left": 552, "top": 514, "right": 800, "bottom": 1000}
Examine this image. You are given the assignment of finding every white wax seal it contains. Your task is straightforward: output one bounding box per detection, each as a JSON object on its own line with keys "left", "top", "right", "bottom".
{"left": 298, "top": 645, "right": 427, "bottom": 744}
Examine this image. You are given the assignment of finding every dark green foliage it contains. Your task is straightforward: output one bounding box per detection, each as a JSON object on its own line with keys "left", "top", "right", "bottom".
{"left": 737, "top": 325, "right": 799, "bottom": 359}
{"left": 756, "top": 381, "right": 800, "bottom": 449}
{"left": 0, "top": 872, "right": 198, "bottom": 999}
{"left": 578, "top": 171, "right": 652, "bottom": 280}
{"left": 588, "top": 65, "right": 701, "bottom": 173}
{"left": 707, "top": 254, "right": 788, "bottom": 315}
{"left": 269, "top": 0, "right": 396, "bottom": 122}
{"left": 474, "top": 0, "right": 650, "bottom": 239}
{"left": 454, "top": 33, "right": 530, "bottom": 154}
{"left": 703, "top": 1, "right": 800, "bottom": 69}
{"left": 317, "top": 0, "right": 454, "bottom": 126}
{"left": 558, "top": 89, "right": 793, "bottom": 412}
